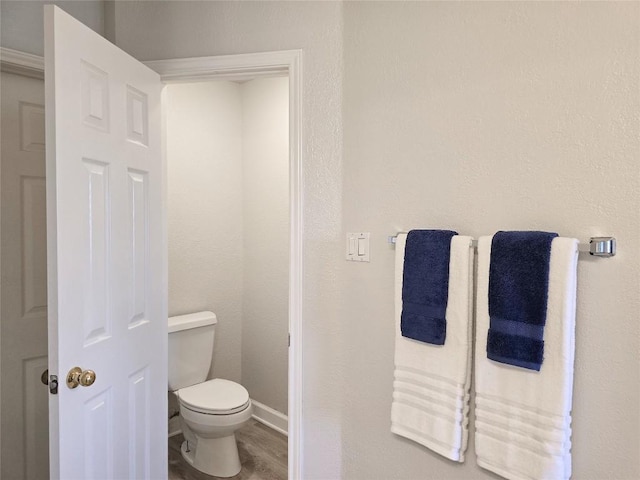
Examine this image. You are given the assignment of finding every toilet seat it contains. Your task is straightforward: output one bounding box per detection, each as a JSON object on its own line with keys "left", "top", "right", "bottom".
{"left": 178, "top": 378, "right": 250, "bottom": 415}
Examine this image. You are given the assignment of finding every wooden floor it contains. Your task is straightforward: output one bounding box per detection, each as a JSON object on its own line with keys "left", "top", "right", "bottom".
{"left": 168, "top": 420, "right": 288, "bottom": 480}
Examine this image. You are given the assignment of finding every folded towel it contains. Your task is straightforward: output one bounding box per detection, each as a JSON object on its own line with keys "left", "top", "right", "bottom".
{"left": 401, "top": 230, "right": 458, "bottom": 345}
{"left": 475, "top": 235, "right": 579, "bottom": 480}
{"left": 392, "top": 233, "right": 474, "bottom": 462}
{"left": 488, "top": 231, "right": 558, "bottom": 371}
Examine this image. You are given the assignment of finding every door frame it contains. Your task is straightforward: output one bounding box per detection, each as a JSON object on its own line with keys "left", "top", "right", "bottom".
{"left": 1, "top": 47, "right": 304, "bottom": 480}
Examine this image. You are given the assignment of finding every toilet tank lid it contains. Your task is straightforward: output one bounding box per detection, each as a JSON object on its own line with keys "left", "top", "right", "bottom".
{"left": 168, "top": 311, "right": 217, "bottom": 333}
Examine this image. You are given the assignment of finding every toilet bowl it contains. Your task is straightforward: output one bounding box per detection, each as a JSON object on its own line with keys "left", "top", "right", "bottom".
{"left": 169, "top": 312, "right": 253, "bottom": 478}
{"left": 176, "top": 379, "right": 253, "bottom": 477}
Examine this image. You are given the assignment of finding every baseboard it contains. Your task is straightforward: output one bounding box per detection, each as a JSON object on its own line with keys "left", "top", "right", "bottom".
{"left": 251, "top": 399, "right": 288, "bottom": 437}
{"left": 168, "top": 416, "right": 182, "bottom": 437}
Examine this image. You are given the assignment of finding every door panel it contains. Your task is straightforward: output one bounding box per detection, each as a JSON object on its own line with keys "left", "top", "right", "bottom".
{"left": 44, "top": 6, "right": 167, "bottom": 479}
{"left": 0, "top": 71, "right": 49, "bottom": 480}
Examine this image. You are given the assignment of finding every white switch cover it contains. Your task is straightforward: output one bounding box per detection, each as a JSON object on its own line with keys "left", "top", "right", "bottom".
{"left": 346, "top": 232, "right": 370, "bottom": 262}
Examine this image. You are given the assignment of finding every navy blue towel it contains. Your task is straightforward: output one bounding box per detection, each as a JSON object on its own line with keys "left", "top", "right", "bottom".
{"left": 401, "top": 230, "right": 458, "bottom": 345}
{"left": 487, "top": 231, "right": 558, "bottom": 371}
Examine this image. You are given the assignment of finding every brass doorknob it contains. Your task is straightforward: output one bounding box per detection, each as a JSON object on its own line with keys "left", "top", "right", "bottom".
{"left": 66, "top": 367, "right": 97, "bottom": 389}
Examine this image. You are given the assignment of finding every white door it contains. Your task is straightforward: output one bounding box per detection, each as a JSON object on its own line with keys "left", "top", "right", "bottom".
{"left": 44, "top": 6, "right": 167, "bottom": 479}
{"left": 0, "top": 71, "right": 50, "bottom": 480}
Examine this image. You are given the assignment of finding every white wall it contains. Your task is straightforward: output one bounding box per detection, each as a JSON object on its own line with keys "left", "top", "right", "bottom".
{"left": 241, "top": 77, "right": 289, "bottom": 415}
{"left": 0, "top": 0, "right": 105, "bottom": 55}
{"left": 342, "top": 2, "right": 639, "bottom": 480}
{"left": 108, "top": 2, "right": 640, "bottom": 479}
{"left": 114, "top": 3, "right": 345, "bottom": 478}
{"left": 165, "top": 81, "right": 244, "bottom": 384}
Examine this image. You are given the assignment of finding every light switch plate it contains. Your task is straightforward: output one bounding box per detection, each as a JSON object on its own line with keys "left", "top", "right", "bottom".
{"left": 346, "top": 232, "right": 370, "bottom": 262}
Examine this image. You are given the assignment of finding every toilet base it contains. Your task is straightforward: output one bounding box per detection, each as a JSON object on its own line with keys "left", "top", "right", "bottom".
{"left": 181, "top": 435, "right": 242, "bottom": 478}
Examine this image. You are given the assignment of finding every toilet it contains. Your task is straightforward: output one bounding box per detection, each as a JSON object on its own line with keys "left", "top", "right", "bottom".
{"left": 168, "top": 311, "right": 253, "bottom": 478}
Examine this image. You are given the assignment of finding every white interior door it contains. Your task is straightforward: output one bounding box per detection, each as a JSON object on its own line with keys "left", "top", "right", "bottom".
{"left": 44, "top": 6, "right": 167, "bottom": 479}
{"left": 1, "top": 71, "right": 49, "bottom": 480}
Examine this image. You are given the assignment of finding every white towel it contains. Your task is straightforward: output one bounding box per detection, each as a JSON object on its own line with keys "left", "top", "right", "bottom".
{"left": 391, "top": 233, "right": 474, "bottom": 462}
{"left": 474, "top": 235, "right": 579, "bottom": 480}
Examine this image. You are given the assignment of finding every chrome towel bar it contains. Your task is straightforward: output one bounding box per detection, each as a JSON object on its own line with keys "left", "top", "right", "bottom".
{"left": 387, "top": 233, "right": 616, "bottom": 257}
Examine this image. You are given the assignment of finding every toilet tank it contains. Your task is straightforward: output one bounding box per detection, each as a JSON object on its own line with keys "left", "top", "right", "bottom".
{"left": 168, "top": 311, "right": 217, "bottom": 391}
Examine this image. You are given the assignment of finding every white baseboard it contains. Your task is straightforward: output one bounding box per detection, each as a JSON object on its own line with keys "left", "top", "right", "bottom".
{"left": 168, "top": 416, "right": 182, "bottom": 437}
{"left": 251, "top": 399, "right": 288, "bottom": 437}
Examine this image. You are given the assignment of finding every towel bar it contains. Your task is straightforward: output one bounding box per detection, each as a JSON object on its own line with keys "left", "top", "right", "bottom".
{"left": 387, "top": 233, "right": 616, "bottom": 257}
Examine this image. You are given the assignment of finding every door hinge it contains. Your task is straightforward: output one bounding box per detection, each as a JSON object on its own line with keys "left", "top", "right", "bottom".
{"left": 288, "top": 334, "right": 291, "bottom": 347}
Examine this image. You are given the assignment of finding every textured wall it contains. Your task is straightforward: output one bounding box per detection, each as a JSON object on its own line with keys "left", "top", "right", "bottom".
{"left": 117, "top": 2, "right": 640, "bottom": 479}
{"left": 115, "top": 4, "right": 344, "bottom": 476}
{"left": 241, "top": 77, "right": 290, "bottom": 415}
{"left": 342, "top": 2, "right": 640, "bottom": 479}
{"left": 165, "top": 81, "right": 244, "bottom": 384}
{"left": 0, "top": 0, "right": 104, "bottom": 55}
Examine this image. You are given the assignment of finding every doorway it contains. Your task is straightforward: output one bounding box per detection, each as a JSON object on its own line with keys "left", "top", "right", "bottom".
{"left": 165, "top": 75, "right": 289, "bottom": 478}
{"left": 149, "top": 51, "right": 303, "bottom": 478}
